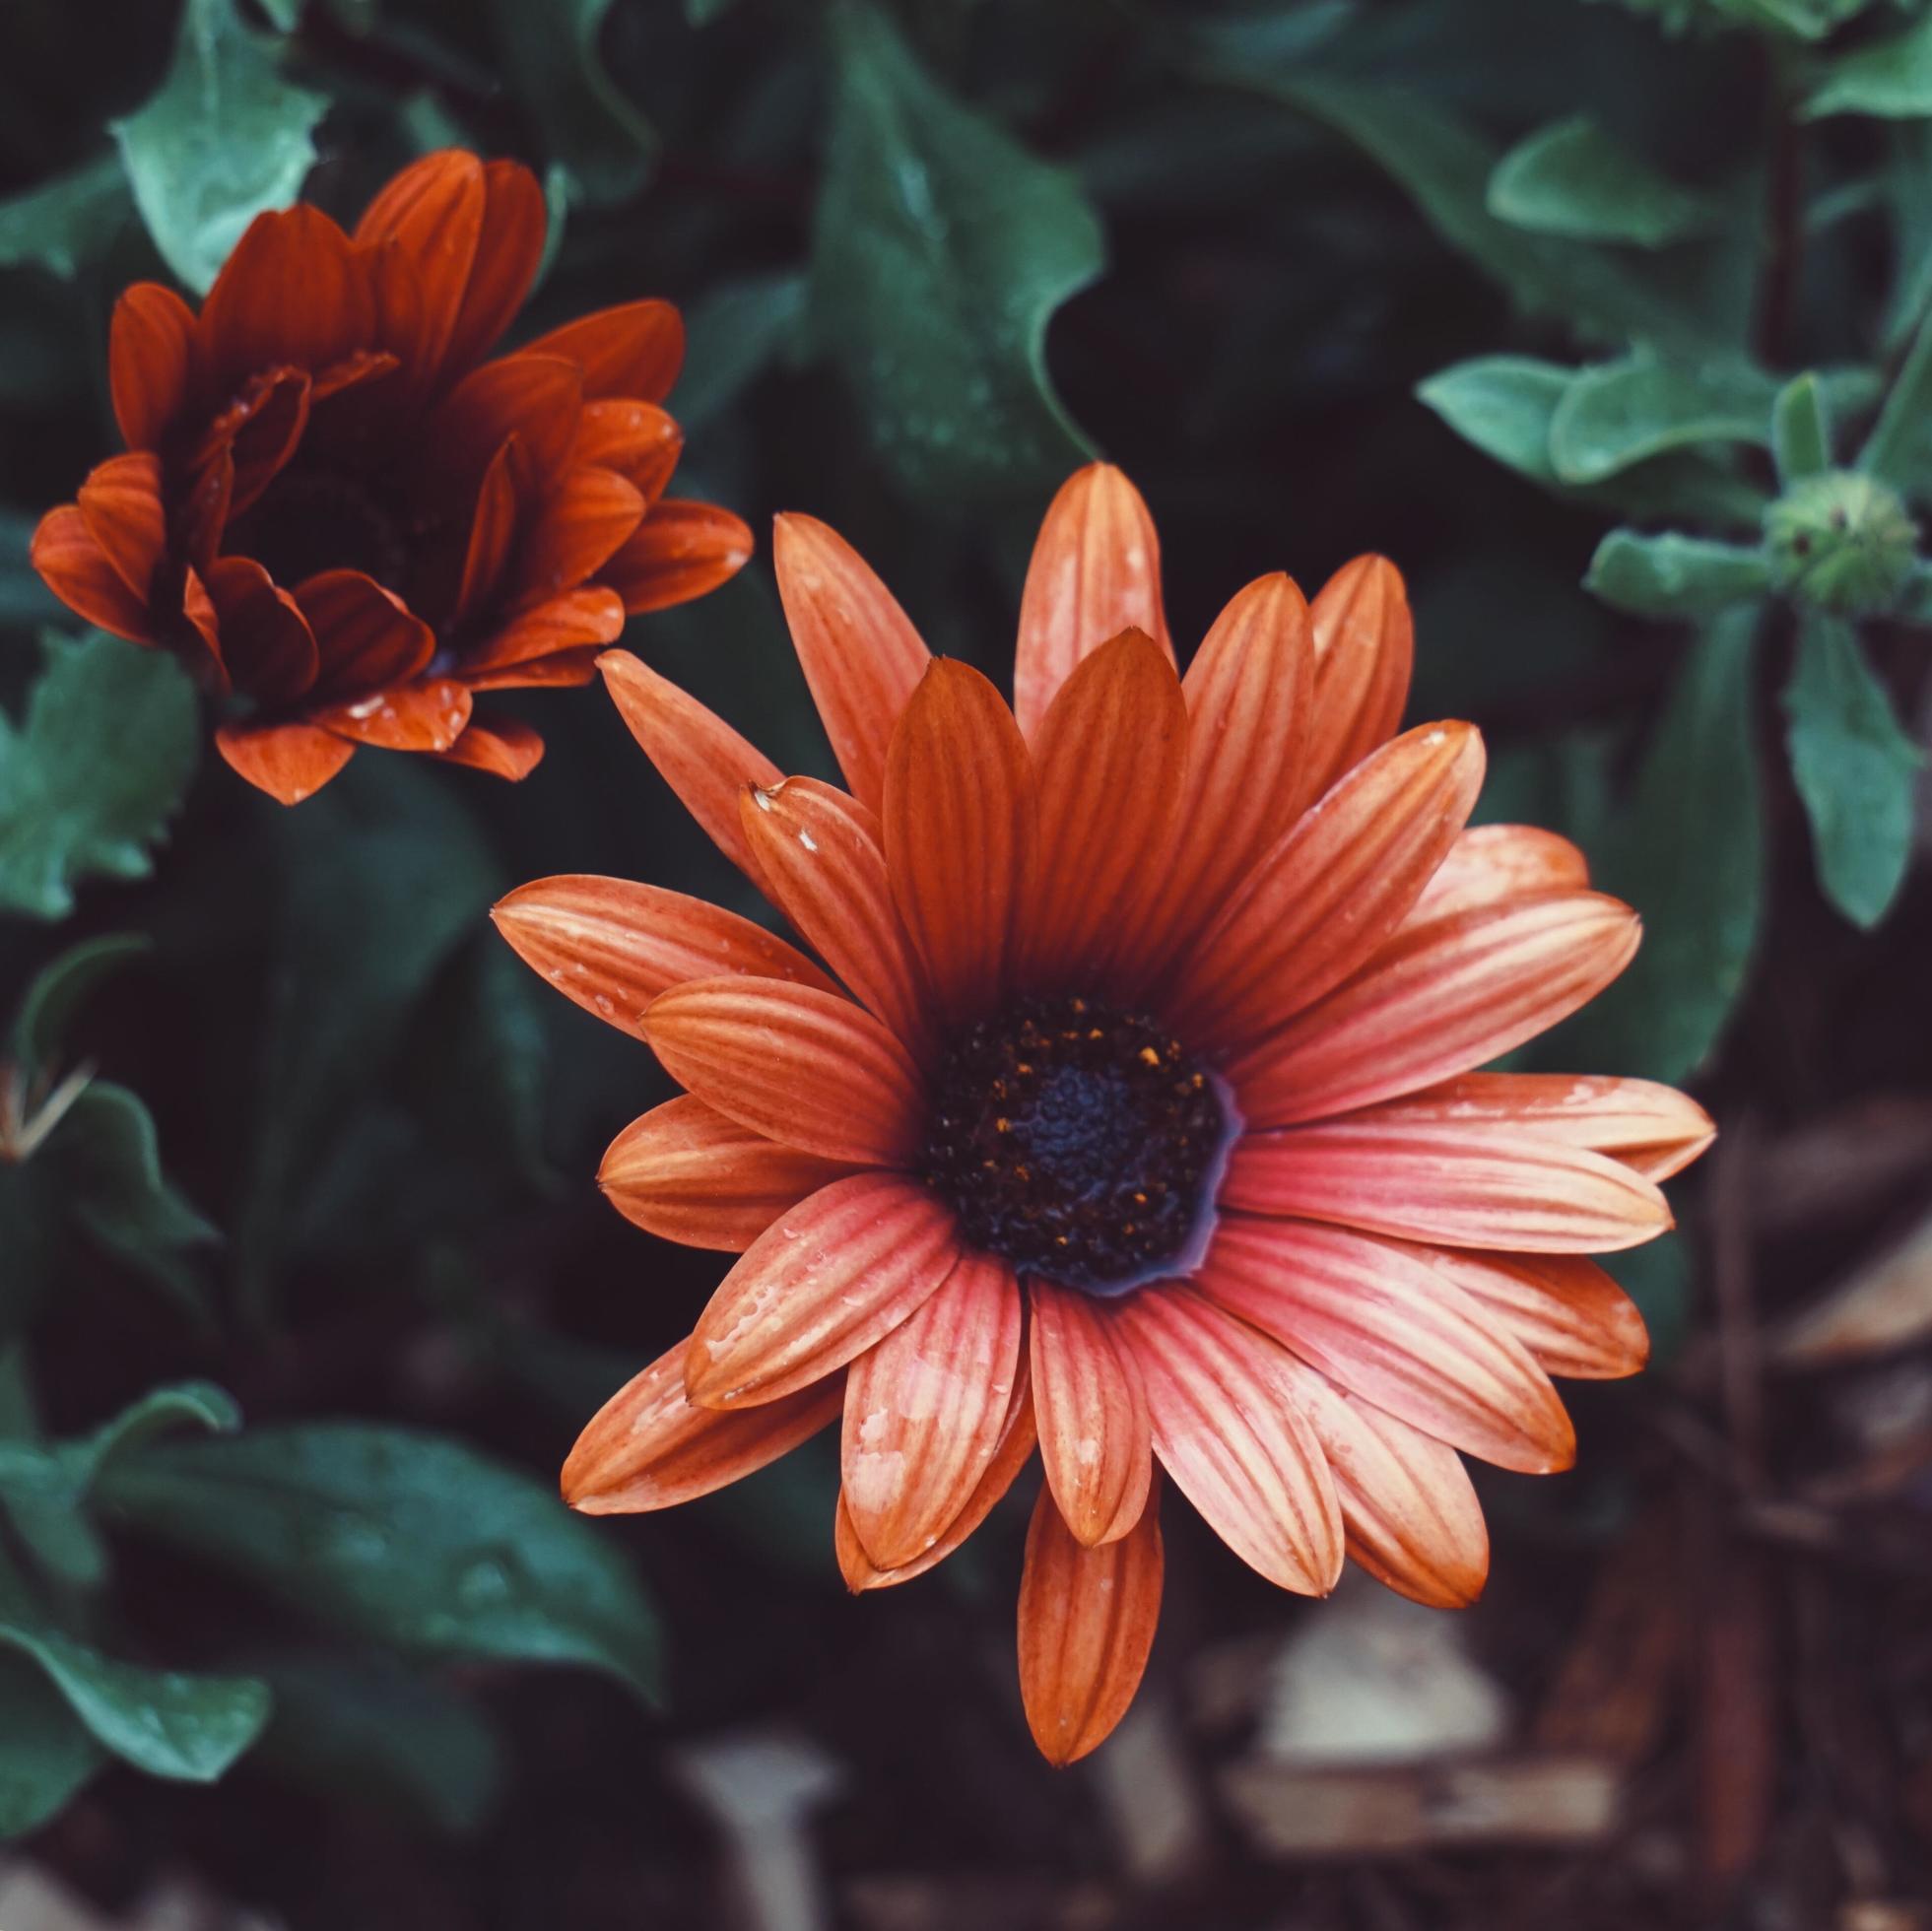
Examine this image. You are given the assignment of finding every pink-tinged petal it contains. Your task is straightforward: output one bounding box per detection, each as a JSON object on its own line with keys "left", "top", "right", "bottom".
{"left": 1269, "top": 1354, "right": 1490, "bottom": 1608}
{"left": 31, "top": 505, "right": 155, "bottom": 641}
{"left": 1296, "top": 555, "right": 1413, "bottom": 812}
{"left": 600, "top": 499, "right": 754, "bottom": 614}
{"left": 1231, "top": 892, "right": 1643, "bottom": 1127}
{"left": 1166, "top": 720, "right": 1485, "bottom": 1051}
{"left": 465, "top": 588, "right": 626, "bottom": 678}
{"left": 575, "top": 398, "right": 683, "bottom": 501}
{"left": 1114, "top": 573, "right": 1313, "bottom": 989}
{"left": 214, "top": 720, "right": 357, "bottom": 806}
{"left": 1030, "top": 1282, "right": 1153, "bottom": 1548}
{"left": 1020, "top": 629, "right": 1189, "bottom": 987}
{"left": 643, "top": 976, "right": 927, "bottom": 1166}
{"left": 842, "top": 1252, "right": 1024, "bottom": 1569}
{"left": 599, "top": 1096, "right": 856, "bottom": 1252}
{"left": 598, "top": 650, "right": 781, "bottom": 887}
{"left": 493, "top": 874, "right": 834, "bottom": 1037}
{"left": 316, "top": 676, "right": 473, "bottom": 753}
{"left": 563, "top": 1340, "right": 841, "bottom": 1513}
{"left": 1112, "top": 1286, "right": 1343, "bottom": 1594}
{"left": 835, "top": 1348, "right": 1037, "bottom": 1591}
{"left": 687, "top": 1172, "right": 961, "bottom": 1406}
{"left": 1225, "top": 1120, "right": 1672, "bottom": 1253}
{"left": 1407, "top": 823, "right": 1590, "bottom": 926}
{"left": 515, "top": 466, "right": 646, "bottom": 601}
{"left": 1197, "top": 1217, "right": 1576, "bottom": 1473}
{"left": 202, "top": 556, "right": 317, "bottom": 704}
{"left": 1357, "top": 1074, "right": 1715, "bottom": 1182}
{"left": 1018, "top": 1481, "right": 1164, "bottom": 1766}
{"left": 76, "top": 452, "right": 166, "bottom": 603}
{"left": 435, "top": 715, "right": 546, "bottom": 780}
{"left": 295, "top": 570, "right": 435, "bottom": 702}
{"left": 196, "top": 205, "right": 375, "bottom": 390}
{"left": 1014, "top": 465, "right": 1170, "bottom": 741}
{"left": 522, "top": 298, "right": 684, "bottom": 403}
{"left": 109, "top": 283, "right": 196, "bottom": 451}
{"left": 772, "top": 511, "right": 931, "bottom": 811}
{"left": 883, "top": 659, "right": 1035, "bottom": 1023}
{"left": 1410, "top": 1247, "right": 1650, "bottom": 1380}
{"left": 740, "top": 778, "right": 935, "bottom": 1063}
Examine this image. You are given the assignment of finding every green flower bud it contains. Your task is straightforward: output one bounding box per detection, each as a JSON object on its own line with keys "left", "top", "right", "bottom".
{"left": 1763, "top": 470, "right": 1920, "bottom": 619}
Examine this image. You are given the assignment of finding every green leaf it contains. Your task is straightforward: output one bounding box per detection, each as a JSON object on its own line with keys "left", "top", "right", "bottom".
{"left": 811, "top": 1, "right": 1103, "bottom": 501}
{"left": 483, "top": 0, "right": 656, "bottom": 207}
{"left": 0, "top": 631, "right": 199, "bottom": 922}
{"left": 1585, "top": 529, "right": 1773, "bottom": 616}
{"left": 676, "top": 273, "right": 809, "bottom": 431}
{"left": 1860, "top": 300, "right": 1932, "bottom": 487}
{"left": 0, "top": 155, "right": 132, "bottom": 279}
{"left": 0, "top": 1352, "right": 108, "bottom": 1595}
{"left": 0, "top": 1654, "right": 103, "bottom": 1839}
{"left": 1805, "top": 14, "right": 1932, "bottom": 120}
{"left": 10, "top": 933, "right": 151, "bottom": 1078}
{"left": 1550, "top": 357, "right": 1777, "bottom": 484}
{"left": 1782, "top": 613, "right": 1924, "bottom": 927}
{"left": 100, "top": 1425, "right": 662, "bottom": 1702}
{"left": 1772, "top": 373, "right": 1832, "bottom": 483}
{"left": 1488, "top": 115, "right": 1718, "bottom": 247}
{"left": 0, "top": 1382, "right": 238, "bottom": 1512}
{"left": 110, "top": 0, "right": 328, "bottom": 295}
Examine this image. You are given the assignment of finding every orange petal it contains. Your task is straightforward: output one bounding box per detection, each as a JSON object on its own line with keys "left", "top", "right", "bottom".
{"left": 1358, "top": 1073, "right": 1715, "bottom": 1182}
{"left": 599, "top": 1095, "right": 857, "bottom": 1251}
{"left": 214, "top": 719, "right": 357, "bottom": 806}
{"left": 1230, "top": 893, "right": 1643, "bottom": 1127}
{"left": 31, "top": 505, "right": 155, "bottom": 641}
{"left": 76, "top": 451, "right": 166, "bottom": 603}
{"left": 842, "top": 1252, "right": 1024, "bottom": 1569}
{"left": 202, "top": 556, "right": 318, "bottom": 703}
{"left": 1030, "top": 1283, "right": 1153, "bottom": 1548}
{"left": 1018, "top": 1481, "right": 1164, "bottom": 1766}
{"left": 1297, "top": 555, "right": 1413, "bottom": 812}
{"left": 315, "top": 676, "right": 473, "bottom": 753}
{"left": 575, "top": 398, "right": 683, "bottom": 501}
{"left": 882, "top": 659, "right": 1035, "bottom": 1023}
{"left": 354, "top": 149, "right": 486, "bottom": 385}
{"left": 428, "top": 353, "right": 582, "bottom": 499}
{"left": 523, "top": 298, "right": 684, "bottom": 403}
{"left": 1014, "top": 465, "right": 1170, "bottom": 741}
{"left": 835, "top": 1347, "right": 1037, "bottom": 1591}
{"left": 1166, "top": 720, "right": 1485, "bottom": 1051}
{"left": 294, "top": 570, "right": 435, "bottom": 701}
{"left": 454, "top": 440, "right": 520, "bottom": 625}
{"left": 740, "top": 778, "right": 935, "bottom": 1063}
{"left": 435, "top": 714, "right": 546, "bottom": 780}
{"left": 687, "top": 1172, "right": 961, "bottom": 1407}
{"left": 644, "top": 976, "right": 927, "bottom": 1165}
{"left": 493, "top": 874, "right": 834, "bottom": 1038}
{"left": 465, "top": 588, "right": 627, "bottom": 678}
{"left": 196, "top": 205, "right": 375, "bottom": 391}
{"left": 109, "top": 282, "right": 196, "bottom": 451}
{"left": 461, "top": 648, "right": 604, "bottom": 692}
{"left": 600, "top": 499, "right": 754, "bottom": 614}
{"left": 1197, "top": 1218, "right": 1576, "bottom": 1474}
{"left": 1114, "top": 573, "right": 1313, "bottom": 990}
{"left": 214, "top": 366, "right": 311, "bottom": 520}
{"left": 772, "top": 511, "right": 931, "bottom": 811}
{"left": 440, "top": 160, "right": 548, "bottom": 377}
{"left": 563, "top": 1339, "right": 841, "bottom": 1513}
{"left": 1270, "top": 1356, "right": 1490, "bottom": 1608}
{"left": 514, "top": 465, "right": 645, "bottom": 602}
{"left": 1113, "top": 1286, "right": 1343, "bottom": 1595}
{"left": 1020, "top": 629, "right": 1189, "bottom": 987}
{"left": 1408, "top": 1248, "right": 1650, "bottom": 1381}
{"left": 1407, "top": 823, "right": 1590, "bottom": 926}
{"left": 597, "top": 650, "right": 781, "bottom": 887}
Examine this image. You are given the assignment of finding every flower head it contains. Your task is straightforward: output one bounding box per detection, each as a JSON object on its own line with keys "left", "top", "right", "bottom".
{"left": 497, "top": 464, "right": 1713, "bottom": 1765}
{"left": 33, "top": 151, "right": 752, "bottom": 804}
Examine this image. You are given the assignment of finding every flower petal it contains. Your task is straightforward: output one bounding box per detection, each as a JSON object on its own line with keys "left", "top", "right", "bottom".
{"left": 1020, "top": 629, "right": 1189, "bottom": 987}
{"left": 1298, "top": 555, "right": 1413, "bottom": 811}
{"left": 597, "top": 650, "right": 781, "bottom": 886}
{"left": 883, "top": 659, "right": 1035, "bottom": 1024}
{"left": 1166, "top": 719, "right": 1485, "bottom": 1051}
{"left": 644, "top": 976, "right": 927, "bottom": 1165}
{"left": 196, "top": 204, "right": 375, "bottom": 390}
{"left": 1018, "top": 1481, "right": 1164, "bottom": 1766}
{"left": 1030, "top": 1282, "right": 1153, "bottom": 1548}
{"left": 31, "top": 506, "right": 155, "bottom": 641}
{"left": 294, "top": 569, "right": 435, "bottom": 701}
{"left": 440, "top": 160, "right": 548, "bottom": 377}
{"left": 214, "top": 719, "right": 357, "bottom": 806}
{"left": 600, "top": 1096, "right": 856, "bottom": 1251}
{"left": 1407, "top": 823, "right": 1590, "bottom": 926}
{"left": 1112, "top": 1285, "right": 1343, "bottom": 1595}
{"left": 523, "top": 298, "right": 684, "bottom": 403}
{"left": 514, "top": 465, "right": 646, "bottom": 600}
{"left": 316, "top": 676, "right": 473, "bottom": 753}
{"left": 575, "top": 398, "right": 683, "bottom": 501}
{"left": 1230, "top": 892, "right": 1643, "bottom": 1127}
{"left": 76, "top": 452, "right": 165, "bottom": 602}
{"left": 493, "top": 874, "right": 834, "bottom": 1037}
{"left": 740, "top": 777, "right": 935, "bottom": 1063}
{"left": 772, "top": 511, "right": 931, "bottom": 811}
{"left": 1014, "top": 465, "right": 1170, "bottom": 740}
{"left": 1409, "top": 1247, "right": 1650, "bottom": 1380}
{"left": 201, "top": 556, "right": 318, "bottom": 703}
{"left": 427, "top": 353, "right": 582, "bottom": 499}
{"left": 109, "top": 282, "right": 196, "bottom": 451}
{"left": 453, "top": 440, "right": 520, "bottom": 625}
{"left": 435, "top": 714, "right": 546, "bottom": 780}
{"left": 354, "top": 148, "right": 486, "bottom": 384}
{"left": 1196, "top": 1217, "right": 1576, "bottom": 1473}
{"left": 600, "top": 499, "right": 754, "bottom": 614}
{"left": 563, "top": 1339, "right": 841, "bottom": 1513}
{"left": 688, "top": 1172, "right": 961, "bottom": 1406}
{"left": 842, "top": 1251, "right": 1024, "bottom": 1569}
{"left": 465, "top": 587, "right": 627, "bottom": 678}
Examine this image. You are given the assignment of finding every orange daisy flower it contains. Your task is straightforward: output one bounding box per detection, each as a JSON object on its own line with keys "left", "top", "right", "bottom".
{"left": 32, "top": 150, "right": 751, "bottom": 805}
{"left": 496, "top": 464, "right": 1713, "bottom": 1765}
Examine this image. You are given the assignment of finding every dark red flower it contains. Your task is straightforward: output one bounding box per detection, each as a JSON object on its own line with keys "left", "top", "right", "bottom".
{"left": 32, "top": 150, "right": 753, "bottom": 804}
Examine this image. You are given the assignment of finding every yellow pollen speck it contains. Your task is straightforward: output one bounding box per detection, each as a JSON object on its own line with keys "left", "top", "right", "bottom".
{"left": 1139, "top": 1046, "right": 1161, "bottom": 1067}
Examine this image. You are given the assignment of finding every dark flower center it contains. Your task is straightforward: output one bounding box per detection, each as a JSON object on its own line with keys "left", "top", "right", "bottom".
{"left": 922, "top": 995, "right": 1234, "bottom": 1297}
{"left": 228, "top": 467, "right": 413, "bottom": 595}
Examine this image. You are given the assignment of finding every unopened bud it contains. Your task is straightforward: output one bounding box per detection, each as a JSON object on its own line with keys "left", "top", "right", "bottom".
{"left": 1764, "top": 470, "right": 1920, "bottom": 618}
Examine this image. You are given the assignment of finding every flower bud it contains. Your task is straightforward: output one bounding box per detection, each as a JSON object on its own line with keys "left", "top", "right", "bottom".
{"left": 1764, "top": 470, "right": 1920, "bottom": 619}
